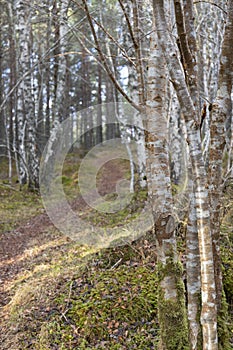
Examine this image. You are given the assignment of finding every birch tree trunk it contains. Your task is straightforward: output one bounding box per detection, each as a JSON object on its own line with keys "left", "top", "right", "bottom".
{"left": 45, "top": 1, "right": 52, "bottom": 143}
{"left": 146, "top": 29, "right": 188, "bottom": 350}
{"left": 15, "top": 0, "right": 29, "bottom": 186}
{"left": 0, "top": 19, "right": 6, "bottom": 158}
{"left": 196, "top": 3, "right": 225, "bottom": 166}
{"left": 152, "top": 1, "right": 218, "bottom": 348}
{"left": 36, "top": 62, "right": 45, "bottom": 156}
{"left": 169, "top": 89, "right": 201, "bottom": 348}
{"left": 209, "top": 0, "right": 233, "bottom": 324}
{"left": 15, "top": 0, "right": 39, "bottom": 190}
{"left": 42, "top": 0, "right": 70, "bottom": 187}
{"left": 120, "top": 0, "right": 147, "bottom": 186}
{"left": 54, "top": 0, "right": 69, "bottom": 124}
{"left": 96, "top": 64, "right": 103, "bottom": 145}
{"left": 168, "top": 91, "right": 186, "bottom": 185}
{"left": 7, "top": 2, "right": 19, "bottom": 183}
{"left": 186, "top": 174, "right": 201, "bottom": 349}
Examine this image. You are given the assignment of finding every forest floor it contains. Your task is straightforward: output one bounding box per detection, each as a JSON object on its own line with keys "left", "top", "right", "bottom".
{"left": 0, "top": 154, "right": 232, "bottom": 349}
{"left": 0, "top": 155, "right": 134, "bottom": 309}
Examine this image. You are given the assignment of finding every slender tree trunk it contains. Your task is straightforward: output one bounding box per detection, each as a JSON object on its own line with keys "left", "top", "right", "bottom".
{"left": 132, "top": 0, "right": 145, "bottom": 105}
{"left": 96, "top": 64, "right": 103, "bottom": 145}
{"left": 15, "top": 0, "right": 28, "bottom": 186}
{"left": 81, "top": 49, "right": 92, "bottom": 149}
{"left": 169, "top": 91, "right": 186, "bottom": 185}
{"left": 45, "top": 1, "right": 52, "bottom": 143}
{"left": 122, "top": 0, "right": 146, "bottom": 187}
{"left": 36, "top": 42, "right": 45, "bottom": 157}
{"left": 15, "top": 0, "right": 39, "bottom": 190}
{"left": 186, "top": 174, "right": 201, "bottom": 349}
{"left": 146, "top": 29, "right": 188, "bottom": 350}
{"left": 7, "top": 4, "right": 16, "bottom": 161}
{"left": 7, "top": 2, "right": 19, "bottom": 181}
{"left": 208, "top": 3, "right": 233, "bottom": 343}
{"left": 105, "top": 76, "right": 116, "bottom": 141}
{"left": 0, "top": 21, "right": 6, "bottom": 158}
{"left": 54, "top": 0, "right": 69, "bottom": 124}
{"left": 152, "top": 1, "right": 218, "bottom": 348}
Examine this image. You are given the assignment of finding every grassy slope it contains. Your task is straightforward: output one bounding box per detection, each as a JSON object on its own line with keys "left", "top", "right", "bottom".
{"left": 0, "top": 156, "right": 232, "bottom": 350}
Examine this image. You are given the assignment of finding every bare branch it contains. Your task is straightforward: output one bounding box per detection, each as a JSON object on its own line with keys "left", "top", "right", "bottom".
{"left": 132, "top": 0, "right": 146, "bottom": 104}
{"left": 193, "top": 1, "right": 227, "bottom": 15}
{"left": 81, "top": 0, "right": 141, "bottom": 112}
{"left": 91, "top": 17, "right": 136, "bottom": 67}
{"left": 118, "top": 0, "right": 139, "bottom": 50}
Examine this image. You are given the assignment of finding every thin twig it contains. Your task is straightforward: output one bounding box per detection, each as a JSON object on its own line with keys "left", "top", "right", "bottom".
{"left": 193, "top": 1, "right": 227, "bottom": 15}
{"left": 92, "top": 17, "right": 136, "bottom": 67}
{"left": 60, "top": 281, "right": 74, "bottom": 322}
{"left": 110, "top": 258, "right": 123, "bottom": 269}
{"left": 118, "top": 0, "right": 138, "bottom": 49}
{"left": 81, "top": 0, "right": 141, "bottom": 112}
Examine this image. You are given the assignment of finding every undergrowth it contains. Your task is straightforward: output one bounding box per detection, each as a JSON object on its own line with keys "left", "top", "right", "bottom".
{"left": 0, "top": 156, "right": 233, "bottom": 349}
{"left": 1, "top": 242, "right": 159, "bottom": 350}
{"left": 0, "top": 183, "right": 42, "bottom": 233}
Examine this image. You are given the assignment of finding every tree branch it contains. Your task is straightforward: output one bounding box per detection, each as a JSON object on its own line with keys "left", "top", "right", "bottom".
{"left": 193, "top": 1, "right": 227, "bottom": 15}
{"left": 81, "top": 0, "right": 141, "bottom": 112}
{"left": 118, "top": 0, "right": 139, "bottom": 50}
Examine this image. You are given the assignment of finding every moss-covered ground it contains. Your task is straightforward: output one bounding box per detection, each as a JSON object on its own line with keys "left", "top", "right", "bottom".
{"left": 0, "top": 155, "right": 232, "bottom": 349}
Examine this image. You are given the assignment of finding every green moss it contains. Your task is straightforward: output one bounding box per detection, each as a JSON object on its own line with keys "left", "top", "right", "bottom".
{"left": 157, "top": 260, "right": 189, "bottom": 350}
{"left": 43, "top": 265, "right": 159, "bottom": 349}
{"left": 220, "top": 230, "right": 233, "bottom": 348}
{"left": 0, "top": 184, "right": 42, "bottom": 233}
{"left": 218, "top": 291, "right": 232, "bottom": 350}
{"left": 221, "top": 241, "right": 233, "bottom": 309}
{"left": 84, "top": 187, "right": 148, "bottom": 228}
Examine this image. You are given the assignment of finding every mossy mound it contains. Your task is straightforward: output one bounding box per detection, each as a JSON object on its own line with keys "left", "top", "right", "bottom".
{"left": 45, "top": 265, "right": 158, "bottom": 349}
{"left": 1, "top": 241, "right": 158, "bottom": 350}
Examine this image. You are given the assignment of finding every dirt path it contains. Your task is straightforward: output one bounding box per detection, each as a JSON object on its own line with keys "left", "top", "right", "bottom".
{"left": 0, "top": 159, "right": 129, "bottom": 308}
{"left": 0, "top": 213, "right": 54, "bottom": 307}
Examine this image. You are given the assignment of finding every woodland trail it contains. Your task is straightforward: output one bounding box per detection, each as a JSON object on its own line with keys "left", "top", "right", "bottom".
{"left": 0, "top": 159, "right": 129, "bottom": 308}
{"left": 0, "top": 212, "right": 56, "bottom": 307}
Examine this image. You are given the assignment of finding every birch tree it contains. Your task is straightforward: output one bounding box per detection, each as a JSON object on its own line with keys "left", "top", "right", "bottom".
{"left": 0, "top": 11, "right": 6, "bottom": 159}
{"left": 152, "top": 0, "right": 218, "bottom": 348}
{"left": 15, "top": 0, "right": 40, "bottom": 190}
{"left": 53, "top": 0, "right": 70, "bottom": 124}
{"left": 152, "top": 0, "right": 233, "bottom": 348}
{"left": 120, "top": 0, "right": 147, "bottom": 186}
{"left": 75, "top": 0, "right": 233, "bottom": 347}
{"left": 146, "top": 29, "right": 189, "bottom": 349}
{"left": 209, "top": 0, "right": 233, "bottom": 312}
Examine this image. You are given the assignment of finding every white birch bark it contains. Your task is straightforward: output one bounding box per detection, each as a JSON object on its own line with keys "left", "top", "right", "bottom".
{"left": 186, "top": 173, "right": 201, "bottom": 349}
{"left": 15, "top": 0, "right": 40, "bottom": 189}
{"left": 43, "top": 0, "right": 69, "bottom": 186}
{"left": 196, "top": 3, "right": 226, "bottom": 166}
{"left": 209, "top": 0, "right": 233, "bottom": 311}
{"left": 15, "top": 0, "right": 29, "bottom": 186}
{"left": 146, "top": 28, "right": 188, "bottom": 349}
{"left": 168, "top": 90, "right": 187, "bottom": 186}
{"left": 121, "top": 0, "right": 147, "bottom": 187}
{"left": 152, "top": 1, "right": 218, "bottom": 348}
{"left": 54, "top": 0, "right": 69, "bottom": 124}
